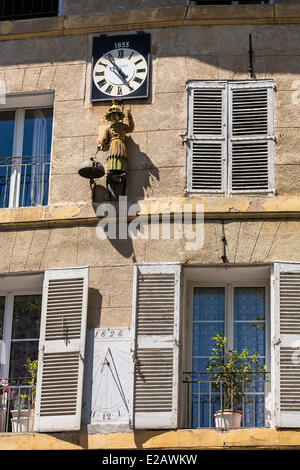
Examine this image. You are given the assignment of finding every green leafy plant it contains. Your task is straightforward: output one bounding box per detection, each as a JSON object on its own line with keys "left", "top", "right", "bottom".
{"left": 24, "top": 358, "right": 38, "bottom": 408}
{"left": 206, "top": 334, "right": 266, "bottom": 410}
{"left": 13, "top": 394, "right": 29, "bottom": 411}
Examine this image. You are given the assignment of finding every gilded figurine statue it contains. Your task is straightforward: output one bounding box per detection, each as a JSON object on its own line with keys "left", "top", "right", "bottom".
{"left": 98, "top": 101, "right": 134, "bottom": 198}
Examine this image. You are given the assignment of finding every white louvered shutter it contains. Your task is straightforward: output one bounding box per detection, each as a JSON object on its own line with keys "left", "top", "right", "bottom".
{"left": 228, "top": 81, "right": 275, "bottom": 194}
{"left": 273, "top": 262, "right": 300, "bottom": 427}
{"left": 131, "top": 263, "right": 181, "bottom": 429}
{"left": 34, "top": 267, "right": 89, "bottom": 432}
{"left": 186, "top": 81, "right": 227, "bottom": 193}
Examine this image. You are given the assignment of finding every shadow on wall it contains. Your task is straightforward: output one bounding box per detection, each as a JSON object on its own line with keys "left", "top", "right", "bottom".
{"left": 87, "top": 287, "right": 102, "bottom": 328}
{"left": 93, "top": 136, "right": 160, "bottom": 202}
{"left": 2, "top": 20, "right": 300, "bottom": 74}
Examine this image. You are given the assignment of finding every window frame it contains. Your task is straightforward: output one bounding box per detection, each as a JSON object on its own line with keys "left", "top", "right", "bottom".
{"left": 183, "top": 271, "right": 271, "bottom": 428}
{"left": 0, "top": 1, "right": 61, "bottom": 22}
{"left": 186, "top": 80, "right": 275, "bottom": 196}
{"left": 0, "top": 286, "right": 43, "bottom": 381}
{"left": 0, "top": 92, "right": 54, "bottom": 209}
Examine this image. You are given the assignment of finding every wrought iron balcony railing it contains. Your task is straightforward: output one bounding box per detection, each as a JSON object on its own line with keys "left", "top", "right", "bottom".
{"left": 0, "top": 0, "right": 59, "bottom": 21}
{"left": 0, "top": 378, "right": 34, "bottom": 432}
{"left": 0, "top": 155, "right": 50, "bottom": 208}
{"left": 183, "top": 371, "right": 270, "bottom": 429}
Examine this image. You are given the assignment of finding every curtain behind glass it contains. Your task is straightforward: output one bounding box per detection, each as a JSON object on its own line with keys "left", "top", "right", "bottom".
{"left": 0, "top": 111, "right": 15, "bottom": 208}
{"left": 21, "top": 108, "right": 53, "bottom": 207}
{"left": 31, "top": 109, "right": 48, "bottom": 206}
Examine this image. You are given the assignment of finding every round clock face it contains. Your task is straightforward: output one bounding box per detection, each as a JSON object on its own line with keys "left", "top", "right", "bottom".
{"left": 93, "top": 48, "right": 148, "bottom": 98}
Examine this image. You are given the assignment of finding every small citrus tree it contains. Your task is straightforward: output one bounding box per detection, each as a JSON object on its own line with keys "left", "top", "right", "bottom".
{"left": 206, "top": 334, "right": 266, "bottom": 410}
{"left": 24, "top": 358, "right": 38, "bottom": 408}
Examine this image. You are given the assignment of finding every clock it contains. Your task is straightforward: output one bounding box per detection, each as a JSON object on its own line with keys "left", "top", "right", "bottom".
{"left": 91, "top": 33, "right": 151, "bottom": 102}
{"left": 82, "top": 327, "right": 132, "bottom": 424}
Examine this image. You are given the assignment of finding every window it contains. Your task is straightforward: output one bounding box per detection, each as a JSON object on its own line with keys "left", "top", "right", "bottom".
{"left": 1, "top": 291, "right": 42, "bottom": 379}
{"left": 0, "top": 93, "right": 54, "bottom": 209}
{"left": 187, "top": 279, "right": 269, "bottom": 428}
{"left": 0, "top": 267, "right": 89, "bottom": 433}
{"left": 186, "top": 80, "right": 275, "bottom": 195}
{"left": 0, "top": 0, "right": 60, "bottom": 21}
{"left": 132, "top": 262, "right": 300, "bottom": 431}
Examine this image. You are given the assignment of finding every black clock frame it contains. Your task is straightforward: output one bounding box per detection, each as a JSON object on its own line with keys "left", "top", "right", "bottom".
{"left": 91, "top": 33, "right": 151, "bottom": 102}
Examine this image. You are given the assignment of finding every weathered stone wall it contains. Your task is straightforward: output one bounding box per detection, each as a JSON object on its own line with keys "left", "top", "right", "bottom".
{"left": 1, "top": 218, "right": 300, "bottom": 328}
{"left": 0, "top": 8, "right": 300, "bottom": 330}
{"left": 0, "top": 23, "right": 299, "bottom": 204}
{"left": 61, "top": 0, "right": 300, "bottom": 16}
{"left": 62, "top": 0, "right": 187, "bottom": 16}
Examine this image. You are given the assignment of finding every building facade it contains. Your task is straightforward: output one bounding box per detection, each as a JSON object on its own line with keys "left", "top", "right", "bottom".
{"left": 0, "top": 0, "right": 300, "bottom": 450}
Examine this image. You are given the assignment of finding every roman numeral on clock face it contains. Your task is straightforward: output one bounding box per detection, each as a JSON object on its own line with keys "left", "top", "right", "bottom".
{"left": 133, "top": 76, "right": 143, "bottom": 84}
{"left": 97, "top": 79, "right": 107, "bottom": 88}
{"left": 105, "top": 84, "right": 113, "bottom": 94}
{"left": 95, "top": 71, "right": 105, "bottom": 76}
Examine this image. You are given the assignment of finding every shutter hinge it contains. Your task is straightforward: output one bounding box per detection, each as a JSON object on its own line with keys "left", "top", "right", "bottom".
{"left": 174, "top": 339, "right": 181, "bottom": 347}
{"left": 179, "top": 133, "right": 188, "bottom": 146}
{"left": 40, "top": 345, "right": 45, "bottom": 361}
{"left": 272, "top": 338, "right": 281, "bottom": 347}
{"left": 129, "top": 418, "right": 134, "bottom": 430}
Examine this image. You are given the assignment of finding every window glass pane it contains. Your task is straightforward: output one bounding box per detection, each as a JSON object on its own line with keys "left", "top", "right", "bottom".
{"left": 0, "top": 297, "right": 5, "bottom": 339}
{"left": 234, "top": 286, "right": 265, "bottom": 321}
{"left": 9, "top": 341, "right": 39, "bottom": 379}
{"left": 192, "top": 287, "right": 225, "bottom": 366}
{"left": 234, "top": 287, "right": 266, "bottom": 356}
{"left": 0, "top": 111, "right": 15, "bottom": 208}
{"left": 234, "top": 287, "right": 266, "bottom": 427}
{"left": 20, "top": 108, "right": 53, "bottom": 207}
{"left": 0, "top": 111, "right": 15, "bottom": 158}
{"left": 22, "top": 108, "right": 53, "bottom": 157}
{"left": 11, "top": 295, "right": 42, "bottom": 340}
{"left": 192, "top": 287, "right": 225, "bottom": 428}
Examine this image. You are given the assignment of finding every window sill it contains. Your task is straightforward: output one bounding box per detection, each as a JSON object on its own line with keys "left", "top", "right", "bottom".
{"left": 0, "top": 5, "right": 300, "bottom": 42}
{"left": 0, "top": 427, "right": 299, "bottom": 449}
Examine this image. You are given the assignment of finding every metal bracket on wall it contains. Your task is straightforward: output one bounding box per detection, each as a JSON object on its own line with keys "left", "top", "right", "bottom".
{"left": 249, "top": 33, "right": 254, "bottom": 78}
{"left": 221, "top": 220, "right": 229, "bottom": 263}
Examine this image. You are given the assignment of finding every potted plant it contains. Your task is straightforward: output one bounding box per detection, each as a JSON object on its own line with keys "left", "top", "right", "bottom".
{"left": 206, "top": 334, "right": 266, "bottom": 431}
{"left": 10, "top": 358, "right": 37, "bottom": 432}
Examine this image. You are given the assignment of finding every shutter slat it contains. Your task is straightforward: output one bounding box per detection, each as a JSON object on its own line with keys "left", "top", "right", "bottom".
{"left": 187, "top": 83, "right": 226, "bottom": 194}
{"left": 191, "top": 142, "right": 223, "bottom": 191}
{"left": 132, "top": 264, "right": 180, "bottom": 429}
{"left": 232, "top": 88, "right": 268, "bottom": 136}
{"left": 229, "top": 83, "right": 274, "bottom": 194}
{"left": 192, "top": 89, "right": 223, "bottom": 135}
{"left": 231, "top": 141, "right": 269, "bottom": 192}
{"left": 274, "top": 263, "right": 300, "bottom": 428}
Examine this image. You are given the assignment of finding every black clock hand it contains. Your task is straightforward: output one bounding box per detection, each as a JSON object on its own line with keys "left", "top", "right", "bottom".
{"left": 106, "top": 56, "right": 133, "bottom": 91}
{"left": 106, "top": 56, "right": 128, "bottom": 80}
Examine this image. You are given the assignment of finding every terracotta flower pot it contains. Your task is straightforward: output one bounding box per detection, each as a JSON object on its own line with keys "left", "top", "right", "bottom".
{"left": 11, "top": 409, "right": 34, "bottom": 432}
{"left": 214, "top": 409, "right": 242, "bottom": 431}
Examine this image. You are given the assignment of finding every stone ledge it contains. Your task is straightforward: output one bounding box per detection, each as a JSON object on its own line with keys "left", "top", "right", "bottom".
{"left": 1, "top": 428, "right": 300, "bottom": 450}
{"left": 0, "top": 5, "right": 300, "bottom": 41}
{"left": 186, "top": 4, "right": 275, "bottom": 21}
{"left": 1, "top": 197, "right": 300, "bottom": 229}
